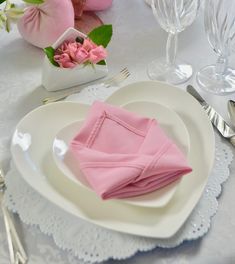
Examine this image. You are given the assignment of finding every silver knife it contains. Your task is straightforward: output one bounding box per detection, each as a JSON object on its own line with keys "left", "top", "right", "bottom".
{"left": 187, "top": 85, "right": 235, "bottom": 147}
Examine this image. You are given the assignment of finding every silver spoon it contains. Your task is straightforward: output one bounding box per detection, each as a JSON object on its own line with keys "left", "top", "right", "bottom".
{"left": 228, "top": 100, "right": 235, "bottom": 126}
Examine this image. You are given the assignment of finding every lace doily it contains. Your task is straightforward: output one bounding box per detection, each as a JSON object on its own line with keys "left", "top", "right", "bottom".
{"left": 3, "top": 83, "right": 233, "bottom": 263}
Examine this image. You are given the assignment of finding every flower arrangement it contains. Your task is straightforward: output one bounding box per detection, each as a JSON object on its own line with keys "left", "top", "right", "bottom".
{"left": 52, "top": 37, "right": 107, "bottom": 68}
{"left": 42, "top": 25, "right": 113, "bottom": 91}
{"left": 44, "top": 24, "right": 112, "bottom": 68}
{"left": 0, "top": 0, "right": 43, "bottom": 32}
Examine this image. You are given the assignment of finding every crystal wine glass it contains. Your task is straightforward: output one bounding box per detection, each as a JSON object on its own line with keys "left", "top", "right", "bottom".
{"left": 148, "top": 0, "right": 200, "bottom": 84}
{"left": 196, "top": 0, "right": 235, "bottom": 94}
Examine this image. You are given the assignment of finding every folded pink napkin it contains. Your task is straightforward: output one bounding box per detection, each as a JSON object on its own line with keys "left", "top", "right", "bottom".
{"left": 70, "top": 101, "right": 192, "bottom": 200}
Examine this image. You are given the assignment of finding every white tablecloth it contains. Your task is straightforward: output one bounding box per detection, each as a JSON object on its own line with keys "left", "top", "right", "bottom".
{"left": 0, "top": 0, "right": 235, "bottom": 263}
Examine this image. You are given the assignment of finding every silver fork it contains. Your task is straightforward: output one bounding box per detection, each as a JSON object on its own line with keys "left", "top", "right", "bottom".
{"left": 42, "top": 67, "right": 130, "bottom": 104}
{"left": 0, "top": 167, "right": 27, "bottom": 264}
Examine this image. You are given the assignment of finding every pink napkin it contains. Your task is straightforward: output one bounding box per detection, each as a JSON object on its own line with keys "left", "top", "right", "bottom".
{"left": 70, "top": 101, "right": 192, "bottom": 200}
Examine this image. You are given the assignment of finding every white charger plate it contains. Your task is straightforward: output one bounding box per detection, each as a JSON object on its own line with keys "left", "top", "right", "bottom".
{"left": 52, "top": 101, "right": 190, "bottom": 208}
{"left": 11, "top": 81, "right": 215, "bottom": 238}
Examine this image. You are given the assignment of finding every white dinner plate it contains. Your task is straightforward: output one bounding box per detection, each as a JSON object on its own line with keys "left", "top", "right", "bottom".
{"left": 11, "top": 81, "right": 215, "bottom": 238}
{"left": 52, "top": 101, "right": 190, "bottom": 208}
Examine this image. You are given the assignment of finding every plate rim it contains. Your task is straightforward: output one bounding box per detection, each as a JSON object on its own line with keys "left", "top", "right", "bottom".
{"left": 11, "top": 81, "right": 215, "bottom": 238}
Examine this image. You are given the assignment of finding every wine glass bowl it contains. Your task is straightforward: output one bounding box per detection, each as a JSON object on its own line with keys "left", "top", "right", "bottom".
{"left": 153, "top": 0, "right": 199, "bottom": 33}
{"left": 147, "top": 0, "right": 200, "bottom": 84}
{"left": 196, "top": 0, "right": 235, "bottom": 94}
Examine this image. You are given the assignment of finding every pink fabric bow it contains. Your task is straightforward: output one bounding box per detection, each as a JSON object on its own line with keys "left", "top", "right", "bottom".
{"left": 17, "top": 0, "right": 74, "bottom": 48}
{"left": 69, "top": 101, "right": 192, "bottom": 200}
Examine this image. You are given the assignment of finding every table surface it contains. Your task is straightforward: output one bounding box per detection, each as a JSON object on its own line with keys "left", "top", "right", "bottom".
{"left": 0, "top": 0, "right": 235, "bottom": 263}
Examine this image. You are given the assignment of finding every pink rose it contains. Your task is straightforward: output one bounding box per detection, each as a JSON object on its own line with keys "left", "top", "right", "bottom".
{"left": 83, "top": 38, "right": 97, "bottom": 51}
{"left": 56, "top": 40, "right": 81, "bottom": 56}
{"left": 67, "top": 41, "right": 82, "bottom": 59}
{"left": 73, "top": 47, "right": 89, "bottom": 64}
{"left": 54, "top": 53, "right": 76, "bottom": 68}
{"left": 89, "top": 46, "right": 107, "bottom": 64}
{"left": 55, "top": 42, "right": 68, "bottom": 55}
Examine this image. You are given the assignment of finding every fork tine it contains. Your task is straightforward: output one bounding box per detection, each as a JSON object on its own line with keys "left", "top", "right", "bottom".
{"left": 108, "top": 71, "right": 130, "bottom": 85}
{"left": 105, "top": 73, "right": 130, "bottom": 86}
{"left": 104, "top": 67, "right": 128, "bottom": 83}
{"left": 108, "top": 72, "right": 129, "bottom": 84}
{"left": 104, "top": 68, "right": 130, "bottom": 86}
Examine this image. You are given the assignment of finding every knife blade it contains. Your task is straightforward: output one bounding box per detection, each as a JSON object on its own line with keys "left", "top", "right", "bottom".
{"left": 187, "top": 85, "right": 235, "bottom": 147}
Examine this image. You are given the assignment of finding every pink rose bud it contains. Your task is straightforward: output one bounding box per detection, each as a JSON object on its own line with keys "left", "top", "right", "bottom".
{"left": 67, "top": 41, "right": 82, "bottom": 60}
{"left": 74, "top": 47, "right": 89, "bottom": 64}
{"left": 55, "top": 42, "right": 68, "bottom": 56}
{"left": 89, "top": 46, "right": 107, "bottom": 64}
{"left": 83, "top": 38, "right": 97, "bottom": 52}
{"left": 54, "top": 53, "right": 76, "bottom": 68}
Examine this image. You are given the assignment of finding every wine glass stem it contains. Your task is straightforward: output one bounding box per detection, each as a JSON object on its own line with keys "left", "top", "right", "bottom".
{"left": 215, "top": 55, "right": 228, "bottom": 76}
{"left": 166, "top": 33, "right": 178, "bottom": 66}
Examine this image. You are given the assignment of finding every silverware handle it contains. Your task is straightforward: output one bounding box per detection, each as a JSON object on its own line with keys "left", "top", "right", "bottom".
{"left": 230, "top": 136, "right": 235, "bottom": 147}
{"left": 2, "top": 204, "right": 15, "bottom": 263}
{"left": 2, "top": 204, "right": 27, "bottom": 263}
{"left": 43, "top": 94, "right": 69, "bottom": 104}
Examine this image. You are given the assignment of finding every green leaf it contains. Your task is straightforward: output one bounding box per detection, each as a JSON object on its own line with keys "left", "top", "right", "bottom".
{"left": 97, "top": 60, "right": 106, "bottom": 66}
{"left": 0, "top": 0, "right": 6, "bottom": 4}
{"left": 44, "top": 47, "right": 59, "bottom": 67}
{"left": 5, "top": 18, "right": 10, "bottom": 32}
{"left": 88, "top": 24, "right": 112, "bottom": 48}
{"left": 23, "top": 0, "right": 44, "bottom": 4}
